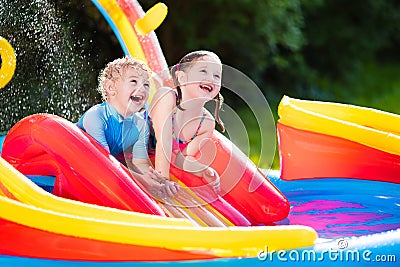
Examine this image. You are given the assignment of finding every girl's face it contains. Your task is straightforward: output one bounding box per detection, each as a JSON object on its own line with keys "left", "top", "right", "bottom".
{"left": 178, "top": 55, "right": 222, "bottom": 101}
{"left": 110, "top": 67, "right": 150, "bottom": 117}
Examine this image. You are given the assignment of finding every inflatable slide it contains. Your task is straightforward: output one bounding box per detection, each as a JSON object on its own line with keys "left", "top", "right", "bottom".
{"left": 278, "top": 95, "right": 400, "bottom": 183}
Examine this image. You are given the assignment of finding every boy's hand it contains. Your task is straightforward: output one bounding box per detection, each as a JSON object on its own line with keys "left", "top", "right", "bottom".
{"left": 201, "top": 167, "right": 221, "bottom": 193}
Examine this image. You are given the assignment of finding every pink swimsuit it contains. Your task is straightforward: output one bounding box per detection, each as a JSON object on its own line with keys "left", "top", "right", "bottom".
{"left": 171, "top": 108, "right": 206, "bottom": 152}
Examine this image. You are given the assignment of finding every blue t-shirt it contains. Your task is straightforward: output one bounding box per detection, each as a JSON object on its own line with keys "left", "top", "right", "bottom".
{"left": 76, "top": 102, "right": 149, "bottom": 159}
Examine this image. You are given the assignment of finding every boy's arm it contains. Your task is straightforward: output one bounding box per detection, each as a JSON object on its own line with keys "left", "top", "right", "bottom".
{"left": 81, "top": 108, "right": 110, "bottom": 152}
{"left": 131, "top": 158, "right": 152, "bottom": 174}
{"left": 130, "top": 113, "right": 179, "bottom": 196}
{"left": 130, "top": 115, "right": 154, "bottom": 175}
{"left": 127, "top": 157, "right": 157, "bottom": 185}
{"left": 131, "top": 114, "right": 150, "bottom": 171}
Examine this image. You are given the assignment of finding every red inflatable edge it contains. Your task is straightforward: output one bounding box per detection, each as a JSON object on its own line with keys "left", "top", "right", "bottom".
{"left": 0, "top": 217, "right": 215, "bottom": 261}
{"left": 278, "top": 122, "right": 400, "bottom": 183}
{"left": 2, "top": 114, "right": 166, "bottom": 215}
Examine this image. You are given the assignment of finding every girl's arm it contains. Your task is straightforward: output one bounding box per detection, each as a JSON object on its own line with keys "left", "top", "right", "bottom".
{"left": 130, "top": 111, "right": 179, "bottom": 196}
{"left": 149, "top": 87, "right": 176, "bottom": 179}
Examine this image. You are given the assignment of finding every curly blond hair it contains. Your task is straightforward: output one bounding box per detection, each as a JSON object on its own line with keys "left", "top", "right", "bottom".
{"left": 97, "top": 56, "right": 150, "bottom": 101}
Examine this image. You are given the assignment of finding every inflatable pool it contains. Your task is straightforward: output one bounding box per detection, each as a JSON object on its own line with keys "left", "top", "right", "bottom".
{"left": 0, "top": 0, "right": 399, "bottom": 266}
{"left": 0, "top": 154, "right": 316, "bottom": 261}
{"left": 278, "top": 95, "right": 400, "bottom": 182}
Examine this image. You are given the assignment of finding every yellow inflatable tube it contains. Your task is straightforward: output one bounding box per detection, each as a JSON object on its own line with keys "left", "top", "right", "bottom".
{"left": 0, "top": 157, "right": 317, "bottom": 256}
{"left": 278, "top": 95, "right": 400, "bottom": 156}
{"left": 134, "top": 3, "right": 168, "bottom": 35}
{"left": 0, "top": 36, "right": 17, "bottom": 88}
{"left": 0, "top": 157, "right": 191, "bottom": 227}
{"left": 92, "top": 0, "right": 146, "bottom": 61}
{"left": 0, "top": 196, "right": 316, "bottom": 257}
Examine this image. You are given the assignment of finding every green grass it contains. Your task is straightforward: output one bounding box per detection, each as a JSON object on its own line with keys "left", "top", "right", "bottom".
{"left": 320, "top": 63, "right": 400, "bottom": 114}
{"left": 234, "top": 106, "right": 281, "bottom": 170}
{"left": 237, "top": 62, "right": 400, "bottom": 171}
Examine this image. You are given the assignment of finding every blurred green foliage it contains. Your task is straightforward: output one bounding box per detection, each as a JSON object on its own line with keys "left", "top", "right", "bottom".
{"left": 0, "top": 0, "right": 103, "bottom": 131}
{"left": 140, "top": 0, "right": 400, "bottom": 105}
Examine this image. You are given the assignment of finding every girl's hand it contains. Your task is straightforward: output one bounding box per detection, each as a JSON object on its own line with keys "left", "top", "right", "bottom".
{"left": 148, "top": 166, "right": 180, "bottom": 197}
{"left": 160, "top": 179, "right": 180, "bottom": 197}
{"left": 141, "top": 174, "right": 164, "bottom": 194}
{"left": 201, "top": 167, "right": 221, "bottom": 193}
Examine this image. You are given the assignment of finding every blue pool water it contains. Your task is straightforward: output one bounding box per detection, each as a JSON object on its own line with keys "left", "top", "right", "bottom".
{"left": 26, "top": 171, "right": 400, "bottom": 239}
{"left": 268, "top": 172, "right": 400, "bottom": 238}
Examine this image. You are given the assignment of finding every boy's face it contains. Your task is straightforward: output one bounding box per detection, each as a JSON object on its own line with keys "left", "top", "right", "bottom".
{"left": 111, "top": 67, "right": 150, "bottom": 117}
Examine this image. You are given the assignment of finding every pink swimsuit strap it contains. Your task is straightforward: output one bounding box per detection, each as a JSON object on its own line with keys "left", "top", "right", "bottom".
{"left": 171, "top": 109, "right": 206, "bottom": 151}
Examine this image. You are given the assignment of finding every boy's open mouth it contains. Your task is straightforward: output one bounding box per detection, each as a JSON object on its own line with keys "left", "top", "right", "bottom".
{"left": 130, "top": 95, "right": 144, "bottom": 102}
{"left": 200, "top": 84, "right": 213, "bottom": 93}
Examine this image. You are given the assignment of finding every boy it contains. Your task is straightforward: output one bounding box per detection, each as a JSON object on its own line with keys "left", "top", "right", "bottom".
{"left": 77, "top": 56, "right": 178, "bottom": 197}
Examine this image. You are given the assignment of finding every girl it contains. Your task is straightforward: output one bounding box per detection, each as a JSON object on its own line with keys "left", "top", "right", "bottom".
{"left": 150, "top": 50, "right": 224, "bottom": 193}
{"left": 77, "top": 56, "right": 178, "bottom": 197}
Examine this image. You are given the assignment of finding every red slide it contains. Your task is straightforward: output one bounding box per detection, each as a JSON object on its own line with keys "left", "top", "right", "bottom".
{"left": 2, "top": 113, "right": 166, "bottom": 215}
{"left": 169, "top": 131, "right": 290, "bottom": 224}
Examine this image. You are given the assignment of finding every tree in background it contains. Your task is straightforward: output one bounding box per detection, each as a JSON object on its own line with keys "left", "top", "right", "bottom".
{"left": 0, "top": 0, "right": 97, "bottom": 132}
{"left": 301, "top": 0, "right": 400, "bottom": 108}
{"left": 141, "top": 0, "right": 308, "bottom": 103}
{"left": 141, "top": 0, "right": 400, "bottom": 107}
{"left": 0, "top": 0, "right": 122, "bottom": 132}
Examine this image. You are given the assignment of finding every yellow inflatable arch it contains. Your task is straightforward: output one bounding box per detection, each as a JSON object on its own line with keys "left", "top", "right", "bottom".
{"left": 0, "top": 36, "right": 17, "bottom": 89}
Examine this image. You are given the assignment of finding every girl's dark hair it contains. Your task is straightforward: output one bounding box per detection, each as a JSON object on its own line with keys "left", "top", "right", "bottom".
{"left": 171, "top": 50, "right": 225, "bottom": 132}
